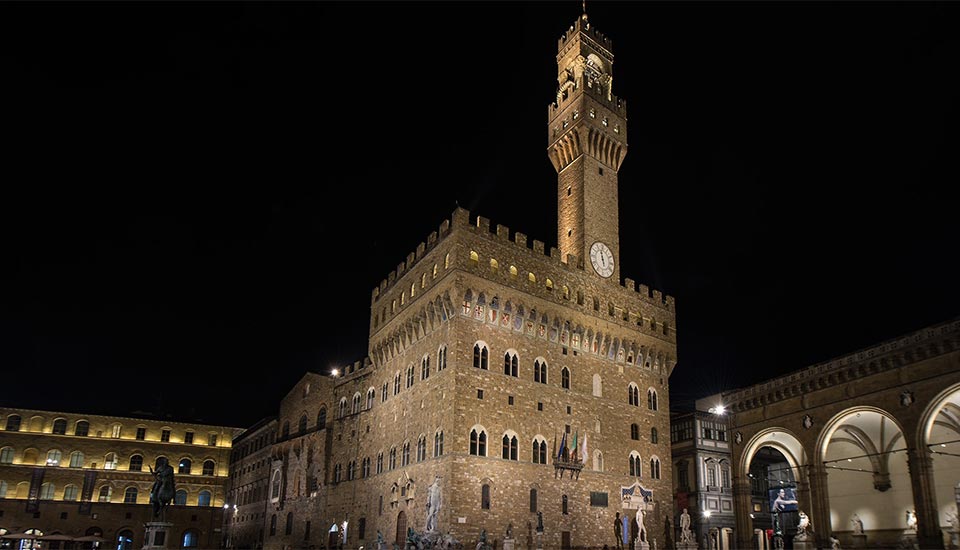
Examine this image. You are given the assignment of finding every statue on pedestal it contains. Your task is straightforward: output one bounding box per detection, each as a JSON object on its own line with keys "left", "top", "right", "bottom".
{"left": 149, "top": 457, "right": 176, "bottom": 521}
{"left": 679, "top": 508, "right": 693, "bottom": 544}
{"left": 425, "top": 476, "right": 442, "bottom": 533}
{"left": 851, "top": 514, "right": 863, "bottom": 536}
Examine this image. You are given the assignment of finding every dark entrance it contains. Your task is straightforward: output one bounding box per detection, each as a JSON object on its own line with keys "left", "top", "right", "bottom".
{"left": 561, "top": 531, "right": 571, "bottom": 550}
{"left": 396, "top": 511, "right": 407, "bottom": 547}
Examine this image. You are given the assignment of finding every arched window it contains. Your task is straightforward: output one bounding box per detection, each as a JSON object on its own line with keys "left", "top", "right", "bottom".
{"left": 270, "top": 514, "right": 278, "bottom": 536}
{"left": 628, "top": 383, "right": 640, "bottom": 406}
{"left": 129, "top": 454, "right": 143, "bottom": 471}
{"left": 528, "top": 272, "right": 536, "bottom": 284}
{"left": 362, "top": 457, "right": 371, "bottom": 478}
{"left": 473, "top": 342, "right": 489, "bottom": 369}
{"left": 406, "top": 366, "right": 415, "bottom": 388}
{"left": 534, "top": 359, "right": 547, "bottom": 384}
{"left": 562, "top": 494, "right": 568, "bottom": 515}
{"left": 182, "top": 529, "right": 199, "bottom": 548}
{"left": 367, "top": 388, "right": 376, "bottom": 410}
{"left": 317, "top": 407, "right": 327, "bottom": 429}
{"left": 509, "top": 265, "right": 518, "bottom": 278}
{"left": 60, "top": 484, "right": 77, "bottom": 501}
{"left": 402, "top": 441, "right": 411, "bottom": 466}
{"left": 629, "top": 452, "right": 642, "bottom": 477}
{"left": 175, "top": 489, "right": 187, "bottom": 505}
{"left": 338, "top": 398, "right": 347, "bottom": 419}
{"left": 285, "top": 512, "right": 294, "bottom": 535}
{"left": 532, "top": 437, "right": 547, "bottom": 464}
{"left": 417, "top": 436, "right": 427, "bottom": 462}
{"left": 282, "top": 421, "right": 290, "bottom": 438}
{"left": 481, "top": 484, "right": 490, "bottom": 509}
{"left": 376, "top": 452, "right": 384, "bottom": 474}
{"left": 0, "top": 480, "right": 7, "bottom": 498}
{"left": 117, "top": 529, "right": 135, "bottom": 550}
{"left": 561, "top": 367, "right": 570, "bottom": 389}
{"left": 5, "top": 415, "right": 21, "bottom": 431}
{"left": 434, "top": 431, "right": 444, "bottom": 457}
{"left": 69, "top": 451, "right": 84, "bottom": 468}
{"left": 52, "top": 418, "right": 67, "bottom": 435}
{"left": 438, "top": 345, "right": 447, "bottom": 371}
{"left": 202, "top": 460, "right": 215, "bottom": 476}
{"left": 647, "top": 389, "right": 658, "bottom": 411}
{"left": 124, "top": 486, "right": 138, "bottom": 503}
{"left": 650, "top": 457, "right": 661, "bottom": 479}
{"left": 46, "top": 449, "right": 62, "bottom": 466}
{"left": 347, "top": 460, "right": 356, "bottom": 480}
{"left": 179, "top": 458, "right": 192, "bottom": 475}
{"left": 546, "top": 278, "right": 554, "bottom": 291}
{"left": 353, "top": 392, "right": 362, "bottom": 414}
{"left": 421, "top": 355, "right": 430, "bottom": 380}
{"left": 501, "top": 433, "right": 518, "bottom": 460}
{"left": 631, "top": 424, "right": 640, "bottom": 440}
{"left": 74, "top": 420, "right": 89, "bottom": 437}
{"left": 490, "top": 258, "right": 499, "bottom": 272}
{"left": 503, "top": 350, "right": 518, "bottom": 377}
{"left": 530, "top": 488, "right": 538, "bottom": 512}
{"left": 469, "top": 250, "right": 479, "bottom": 266}
{"left": 40, "top": 482, "right": 55, "bottom": 500}
{"left": 394, "top": 373, "right": 401, "bottom": 395}
{"left": 198, "top": 490, "right": 211, "bottom": 506}
{"left": 389, "top": 447, "right": 397, "bottom": 470}
{"left": 0, "top": 447, "right": 14, "bottom": 464}
{"left": 382, "top": 382, "right": 389, "bottom": 402}
{"left": 298, "top": 415, "right": 308, "bottom": 433}
{"left": 651, "top": 427, "right": 659, "bottom": 444}
{"left": 271, "top": 471, "right": 281, "bottom": 499}
{"left": 469, "top": 428, "right": 487, "bottom": 456}
{"left": 98, "top": 485, "right": 112, "bottom": 502}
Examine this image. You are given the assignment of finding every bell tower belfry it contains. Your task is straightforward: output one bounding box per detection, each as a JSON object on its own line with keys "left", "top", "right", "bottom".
{"left": 548, "top": 8, "right": 627, "bottom": 282}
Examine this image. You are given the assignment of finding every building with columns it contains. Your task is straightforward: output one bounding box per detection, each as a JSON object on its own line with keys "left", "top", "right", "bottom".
{"left": 715, "top": 317, "right": 960, "bottom": 550}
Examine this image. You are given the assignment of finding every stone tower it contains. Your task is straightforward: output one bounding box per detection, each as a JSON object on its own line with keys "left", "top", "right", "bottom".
{"left": 259, "top": 8, "right": 676, "bottom": 550}
{"left": 548, "top": 9, "right": 628, "bottom": 283}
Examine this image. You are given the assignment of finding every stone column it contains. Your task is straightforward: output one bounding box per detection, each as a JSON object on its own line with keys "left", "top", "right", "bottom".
{"left": 803, "top": 463, "right": 832, "bottom": 550}
{"left": 907, "top": 446, "right": 945, "bottom": 550}
{"left": 733, "top": 477, "right": 754, "bottom": 550}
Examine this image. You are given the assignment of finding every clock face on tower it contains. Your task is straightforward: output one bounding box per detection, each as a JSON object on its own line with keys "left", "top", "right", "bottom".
{"left": 589, "top": 241, "right": 614, "bottom": 278}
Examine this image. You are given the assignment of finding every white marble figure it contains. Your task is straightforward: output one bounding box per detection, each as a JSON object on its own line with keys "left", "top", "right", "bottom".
{"left": 851, "top": 514, "right": 864, "bottom": 536}
{"left": 829, "top": 536, "right": 841, "bottom": 550}
{"left": 906, "top": 510, "right": 917, "bottom": 531}
{"left": 679, "top": 508, "right": 693, "bottom": 544}
{"left": 636, "top": 507, "right": 647, "bottom": 544}
{"left": 796, "top": 511, "right": 811, "bottom": 541}
{"left": 425, "top": 475, "right": 441, "bottom": 532}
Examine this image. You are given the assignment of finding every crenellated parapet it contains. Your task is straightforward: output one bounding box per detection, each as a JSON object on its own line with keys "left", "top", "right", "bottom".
{"left": 557, "top": 14, "right": 612, "bottom": 61}
{"left": 722, "top": 318, "right": 960, "bottom": 412}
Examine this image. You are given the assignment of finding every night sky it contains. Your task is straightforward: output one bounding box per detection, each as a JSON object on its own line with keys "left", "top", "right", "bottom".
{"left": 2, "top": 2, "right": 958, "bottom": 429}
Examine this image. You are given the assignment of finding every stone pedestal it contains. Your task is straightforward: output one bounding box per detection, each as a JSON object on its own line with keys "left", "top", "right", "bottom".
{"left": 502, "top": 538, "right": 515, "bottom": 550}
{"left": 899, "top": 530, "right": 919, "bottom": 550}
{"left": 676, "top": 541, "right": 698, "bottom": 550}
{"left": 143, "top": 521, "right": 173, "bottom": 550}
{"left": 536, "top": 532, "right": 543, "bottom": 550}
{"left": 792, "top": 539, "right": 814, "bottom": 550}
{"left": 635, "top": 539, "right": 650, "bottom": 550}
{"left": 851, "top": 533, "right": 867, "bottom": 549}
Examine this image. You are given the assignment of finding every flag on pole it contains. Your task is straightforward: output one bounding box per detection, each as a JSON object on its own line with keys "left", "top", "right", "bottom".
{"left": 571, "top": 431, "right": 579, "bottom": 462}
{"left": 557, "top": 430, "right": 567, "bottom": 460}
{"left": 580, "top": 434, "right": 588, "bottom": 465}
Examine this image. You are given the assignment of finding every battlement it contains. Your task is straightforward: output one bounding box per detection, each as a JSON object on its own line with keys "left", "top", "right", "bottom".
{"left": 721, "top": 317, "right": 960, "bottom": 411}
{"left": 548, "top": 83, "right": 627, "bottom": 122}
{"left": 372, "top": 214, "right": 454, "bottom": 302}
{"left": 452, "top": 207, "right": 673, "bottom": 311}
{"left": 558, "top": 14, "right": 612, "bottom": 55}
{"left": 332, "top": 357, "right": 373, "bottom": 387}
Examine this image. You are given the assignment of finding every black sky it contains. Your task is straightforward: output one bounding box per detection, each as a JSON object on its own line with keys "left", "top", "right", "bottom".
{"left": 2, "top": 1, "right": 958, "bottom": 428}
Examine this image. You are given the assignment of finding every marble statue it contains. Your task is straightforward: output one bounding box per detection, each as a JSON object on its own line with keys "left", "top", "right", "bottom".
{"left": 679, "top": 508, "right": 693, "bottom": 544}
{"left": 425, "top": 476, "right": 442, "bottom": 532}
{"left": 851, "top": 514, "right": 863, "bottom": 535}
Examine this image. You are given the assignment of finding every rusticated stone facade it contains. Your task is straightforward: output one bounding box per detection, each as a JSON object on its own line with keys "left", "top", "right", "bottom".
{"left": 242, "top": 9, "right": 678, "bottom": 550}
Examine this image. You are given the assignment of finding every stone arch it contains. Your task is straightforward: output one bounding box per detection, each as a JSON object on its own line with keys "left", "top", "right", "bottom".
{"left": 815, "top": 406, "right": 912, "bottom": 538}
{"left": 740, "top": 428, "right": 806, "bottom": 479}
{"left": 918, "top": 382, "right": 960, "bottom": 529}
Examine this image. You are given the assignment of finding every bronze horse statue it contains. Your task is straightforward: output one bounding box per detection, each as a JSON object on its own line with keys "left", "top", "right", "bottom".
{"left": 149, "top": 456, "right": 176, "bottom": 520}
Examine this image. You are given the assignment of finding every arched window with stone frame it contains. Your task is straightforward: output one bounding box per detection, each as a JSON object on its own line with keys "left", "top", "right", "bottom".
{"left": 628, "top": 383, "right": 640, "bottom": 406}
{"left": 473, "top": 342, "right": 489, "bottom": 370}
{"left": 501, "top": 431, "right": 518, "bottom": 461}
{"left": 434, "top": 430, "right": 444, "bottom": 457}
{"left": 647, "top": 388, "right": 658, "bottom": 411}
{"left": 630, "top": 424, "right": 640, "bottom": 441}
{"left": 561, "top": 367, "right": 571, "bottom": 389}
{"left": 417, "top": 435, "right": 427, "bottom": 462}
{"left": 469, "top": 426, "right": 487, "bottom": 456}
{"left": 650, "top": 456, "right": 661, "bottom": 479}
{"left": 438, "top": 345, "right": 448, "bottom": 371}
{"left": 629, "top": 451, "right": 642, "bottom": 477}
{"left": 352, "top": 392, "right": 362, "bottom": 414}
{"left": 421, "top": 354, "right": 430, "bottom": 380}
{"left": 532, "top": 436, "right": 548, "bottom": 465}
{"left": 298, "top": 414, "right": 308, "bottom": 433}
{"left": 367, "top": 388, "right": 376, "bottom": 410}
{"left": 338, "top": 398, "right": 347, "bottom": 419}
{"left": 534, "top": 358, "right": 548, "bottom": 384}
{"left": 503, "top": 349, "right": 519, "bottom": 377}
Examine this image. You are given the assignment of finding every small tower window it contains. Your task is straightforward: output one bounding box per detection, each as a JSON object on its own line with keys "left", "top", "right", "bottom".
{"left": 509, "top": 266, "right": 518, "bottom": 278}
{"left": 528, "top": 273, "right": 536, "bottom": 284}
{"left": 589, "top": 108, "right": 596, "bottom": 118}
{"left": 545, "top": 279, "right": 553, "bottom": 291}
{"left": 490, "top": 258, "right": 499, "bottom": 271}
{"left": 469, "top": 251, "right": 479, "bottom": 266}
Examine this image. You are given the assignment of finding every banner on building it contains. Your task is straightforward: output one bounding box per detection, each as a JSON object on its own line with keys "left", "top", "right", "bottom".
{"left": 25, "top": 467, "right": 45, "bottom": 513}
{"left": 79, "top": 470, "right": 98, "bottom": 514}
